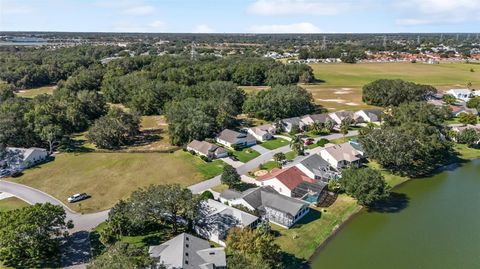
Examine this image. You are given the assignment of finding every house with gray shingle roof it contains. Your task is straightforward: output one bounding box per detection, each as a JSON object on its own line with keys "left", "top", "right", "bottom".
{"left": 320, "top": 143, "right": 364, "bottom": 169}
{"left": 216, "top": 129, "right": 256, "bottom": 149}
{"left": 354, "top": 109, "right": 383, "bottom": 123}
{"left": 219, "top": 186, "right": 310, "bottom": 228}
{"left": 148, "top": 233, "right": 226, "bottom": 269}
{"left": 247, "top": 124, "right": 276, "bottom": 142}
{"left": 295, "top": 154, "right": 340, "bottom": 181}
{"left": 186, "top": 140, "right": 228, "bottom": 159}
{"left": 195, "top": 199, "right": 259, "bottom": 246}
{"left": 280, "top": 117, "right": 304, "bottom": 133}
{"left": 301, "top": 113, "right": 334, "bottom": 126}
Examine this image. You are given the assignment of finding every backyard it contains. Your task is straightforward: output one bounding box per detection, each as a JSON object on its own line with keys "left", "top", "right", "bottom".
{"left": 8, "top": 150, "right": 224, "bottom": 213}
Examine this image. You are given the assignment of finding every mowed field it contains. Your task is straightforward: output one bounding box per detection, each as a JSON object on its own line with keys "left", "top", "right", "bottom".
{"left": 10, "top": 151, "right": 224, "bottom": 213}
{"left": 0, "top": 197, "right": 29, "bottom": 212}
{"left": 307, "top": 62, "right": 480, "bottom": 111}
{"left": 15, "top": 85, "right": 55, "bottom": 98}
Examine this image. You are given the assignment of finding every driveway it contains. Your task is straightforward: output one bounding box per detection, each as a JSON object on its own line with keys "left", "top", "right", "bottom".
{"left": 219, "top": 156, "right": 243, "bottom": 168}
{"left": 251, "top": 145, "right": 270, "bottom": 154}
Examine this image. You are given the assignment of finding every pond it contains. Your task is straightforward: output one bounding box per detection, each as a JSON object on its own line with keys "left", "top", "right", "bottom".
{"left": 310, "top": 160, "right": 480, "bottom": 269}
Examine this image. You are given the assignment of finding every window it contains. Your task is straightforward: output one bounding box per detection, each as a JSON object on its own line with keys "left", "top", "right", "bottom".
{"left": 185, "top": 260, "right": 189, "bottom": 265}
{"left": 186, "top": 252, "right": 189, "bottom": 257}
{"left": 186, "top": 244, "right": 189, "bottom": 248}
{"left": 209, "top": 252, "right": 216, "bottom": 255}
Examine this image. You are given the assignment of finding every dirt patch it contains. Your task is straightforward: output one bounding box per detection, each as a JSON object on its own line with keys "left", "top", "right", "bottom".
{"left": 254, "top": 170, "right": 268, "bottom": 177}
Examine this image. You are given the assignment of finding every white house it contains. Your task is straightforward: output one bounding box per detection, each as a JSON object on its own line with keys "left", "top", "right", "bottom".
{"left": 5, "top": 147, "right": 48, "bottom": 170}
{"left": 247, "top": 124, "right": 276, "bottom": 142}
{"left": 148, "top": 233, "right": 226, "bottom": 269}
{"left": 280, "top": 117, "right": 304, "bottom": 133}
{"left": 295, "top": 154, "right": 340, "bottom": 181}
{"left": 446, "top": 89, "right": 473, "bottom": 102}
{"left": 195, "top": 199, "right": 258, "bottom": 247}
{"left": 219, "top": 187, "right": 310, "bottom": 228}
{"left": 186, "top": 140, "right": 228, "bottom": 159}
{"left": 320, "top": 143, "right": 363, "bottom": 169}
{"left": 255, "top": 166, "right": 315, "bottom": 197}
{"left": 328, "top": 110, "right": 360, "bottom": 125}
{"left": 354, "top": 109, "right": 383, "bottom": 123}
{"left": 216, "top": 129, "right": 256, "bottom": 149}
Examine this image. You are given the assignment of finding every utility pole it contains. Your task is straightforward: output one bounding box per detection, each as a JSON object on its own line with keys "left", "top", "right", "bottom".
{"left": 190, "top": 41, "right": 197, "bottom": 61}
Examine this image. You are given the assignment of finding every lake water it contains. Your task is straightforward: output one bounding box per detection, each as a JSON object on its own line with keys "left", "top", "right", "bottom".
{"left": 310, "top": 160, "right": 480, "bottom": 269}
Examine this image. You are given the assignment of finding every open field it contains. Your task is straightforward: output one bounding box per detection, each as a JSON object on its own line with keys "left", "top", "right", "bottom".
{"left": 9, "top": 150, "right": 224, "bottom": 213}
{"left": 0, "top": 197, "right": 29, "bottom": 212}
{"left": 306, "top": 62, "right": 480, "bottom": 111}
{"left": 15, "top": 86, "right": 55, "bottom": 98}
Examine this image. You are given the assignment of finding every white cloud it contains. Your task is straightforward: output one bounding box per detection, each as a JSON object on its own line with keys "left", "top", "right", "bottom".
{"left": 149, "top": 20, "right": 166, "bottom": 29}
{"left": 249, "top": 22, "right": 321, "bottom": 33}
{"left": 192, "top": 24, "right": 215, "bottom": 33}
{"left": 0, "top": 0, "right": 33, "bottom": 15}
{"left": 395, "top": 0, "right": 480, "bottom": 25}
{"left": 247, "top": 0, "right": 356, "bottom": 16}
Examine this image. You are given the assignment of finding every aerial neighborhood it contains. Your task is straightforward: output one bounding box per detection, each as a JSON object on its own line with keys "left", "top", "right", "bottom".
{"left": 0, "top": 28, "right": 479, "bottom": 269}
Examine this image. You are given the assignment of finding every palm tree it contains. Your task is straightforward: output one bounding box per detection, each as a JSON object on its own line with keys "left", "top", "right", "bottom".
{"left": 289, "top": 135, "right": 305, "bottom": 156}
{"left": 340, "top": 117, "right": 352, "bottom": 138}
{"left": 273, "top": 152, "right": 286, "bottom": 167}
{"left": 324, "top": 120, "right": 335, "bottom": 133}
{"left": 311, "top": 122, "right": 322, "bottom": 135}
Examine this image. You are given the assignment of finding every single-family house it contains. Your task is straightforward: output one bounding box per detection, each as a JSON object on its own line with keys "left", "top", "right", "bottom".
{"left": 216, "top": 129, "right": 256, "bottom": 149}
{"left": 148, "top": 233, "right": 226, "bottom": 269}
{"left": 328, "top": 110, "right": 359, "bottom": 125}
{"left": 255, "top": 166, "right": 316, "bottom": 197}
{"left": 280, "top": 117, "right": 303, "bottom": 133}
{"left": 186, "top": 140, "right": 228, "bottom": 159}
{"left": 247, "top": 124, "right": 276, "bottom": 142}
{"left": 320, "top": 143, "right": 363, "bottom": 169}
{"left": 220, "top": 186, "right": 310, "bottom": 228}
{"left": 195, "top": 199, "right": 259, "bottom": 246}
{"left": 446, "top": 89, "right": 472, "bottom": 102}
{"left": 348, "top": 139, "right": 366, "bottom": 156}
{"left": 295, "top": 154, "right": 340, "bottom": 181}
{"left": 5, "top": 147, "right": 48, "bottom": 170}
{"left": 450, "top": 124, "right": 480, "bottom": 133}
{"left": 450, "top": 105, "right": 478, "bottom": 116}
{"left": 354, "top": 109, "right": 383, "bottom": 123}
{"left": 300, "top": 113, "right": 334, "bottom": 126}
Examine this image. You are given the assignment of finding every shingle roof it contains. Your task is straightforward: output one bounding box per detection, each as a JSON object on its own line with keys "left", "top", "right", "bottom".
{"left": 148, "top": 233, "right": 226, "bottom": 269}
{"left": 323, "top": 143, "right": 361, "bottom": 162}
{"left": 217, "top": 129, "right": 246, "bottom": 144}
{"left": 187, "top": 140, "right": 226, "bottom": 156}
{"left": 257, "top": 166, "right": 315, "bottom": 191}
{"left": 298, "top": 154, "right": 332, "bottom": 178}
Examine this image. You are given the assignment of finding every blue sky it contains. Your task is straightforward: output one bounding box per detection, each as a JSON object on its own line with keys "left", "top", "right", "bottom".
{"left": 0, "top": 0, "right": 479, "bottom": 33}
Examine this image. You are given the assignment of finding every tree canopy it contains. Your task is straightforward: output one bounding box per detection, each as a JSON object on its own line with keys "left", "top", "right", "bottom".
{"left": 362, "top": 79, "right": 437, "bottom": 107}
{"left": 243, "top": 85, "right": 317, "bottom": 121}
{"left": 340, "top": 167, "right": 389, "bottom": 206}
{"left": 87, "top": 242, "right": 157, "bottom": 269}
{"left": 0, "top": 203, "right": 70, "bottom": 268}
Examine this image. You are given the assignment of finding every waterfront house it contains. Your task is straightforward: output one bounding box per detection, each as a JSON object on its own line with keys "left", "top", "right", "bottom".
{"left": 195, "top": 199, "right": 259, "bottom": 246}
{"left": 219, "top": 186, "right": 310, "bottom": 228}
{"left": 320, "top": 143, "right": 363, "bottom": 169}
{"left": 247, "top": 124, "right": 276, "bottom": 142}
{"left": 187, "top": 140, "right": 228, "bottom": 159}
{"left": 148, "top": 233, "right": 226, "bottom": 269}
{"left": 216, "top": 129, "right": 256, "bottom": 149}
{"left": 255, "top": 166, "right": 317, "bottom": 197}
{"left": 295, "top": 154, "right": 340, "bottom": 181}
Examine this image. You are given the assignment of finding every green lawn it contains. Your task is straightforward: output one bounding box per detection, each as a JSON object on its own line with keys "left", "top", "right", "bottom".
{"left": 261, "top": 161, "right": 280, "bottom": 171}
{"left": 285, "top": 151, "right": 297, "bottom": 160}
{"left": 9, "top": 150, "right": 224, "bottom": 213}
{"left": 211, "top": 184, "right": 229, "bottom": 193}
{"left": 0, "top": 197, "right": 29, "bottom": 212}
{"left": 230, "top": 148, "right": 260, "bottom": 163}
{"left": 273, "top": 195, "right": 359, "bottom": 260}
{"left": 260, "top": 138, "right": 290, "bottom": 150}
{"left": 16, "top": 86, "right": 55, "bottom": 98}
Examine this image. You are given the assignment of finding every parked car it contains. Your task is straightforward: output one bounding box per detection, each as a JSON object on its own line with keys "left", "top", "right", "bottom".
{"left": 303, "top": 138, "right": 314, "bottom": 146}
{"left": 67, "top": 193, "right": 89, "bottom": 203}
{"left": 230, "top": 155, "right": 239, "bottom": 161}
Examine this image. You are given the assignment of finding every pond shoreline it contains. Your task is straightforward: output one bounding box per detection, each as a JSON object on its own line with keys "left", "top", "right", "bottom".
{"left": 307, "top": 155, "right": 480, "bottom": 264}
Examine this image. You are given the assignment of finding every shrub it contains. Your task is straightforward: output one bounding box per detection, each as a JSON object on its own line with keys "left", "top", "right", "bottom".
{"left": 317, "top": 138, "right": 329, "bottom": 147}
{"left": 201, "top": 191, "right": 214, "bottom": 200}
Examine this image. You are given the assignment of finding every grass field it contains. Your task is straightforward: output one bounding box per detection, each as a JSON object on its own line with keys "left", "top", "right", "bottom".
{"left": 9, "top": 150, "right": 224, "bottom": 213}
{"left": 230, "top": 148, "right": 260, "bottom": 163}
{"left": 306, "top": 62, "right": 480, "bottom": 111}
{"left": 0, "top": 197, "right": 29, "bottom": 212}
{"left": 16, "top": 86, "right": 55, "bottom": 98}
{"left": 260, "top": 138, "right": 290, "bottom": 150}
